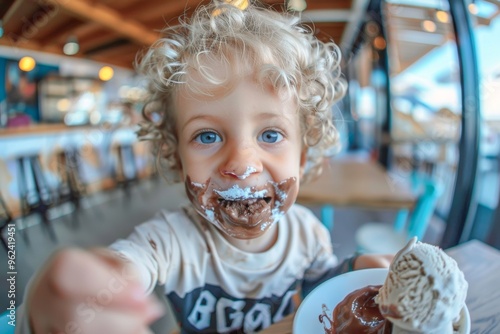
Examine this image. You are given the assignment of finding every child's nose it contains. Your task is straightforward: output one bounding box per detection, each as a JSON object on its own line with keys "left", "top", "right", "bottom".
{"left": 220, "top": 145, "right": 262, "bottom": 180}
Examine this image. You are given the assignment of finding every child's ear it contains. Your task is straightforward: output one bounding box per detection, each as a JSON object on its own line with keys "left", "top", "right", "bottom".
{"left": 299, "top": 149, "right": 307, "bottom": 178}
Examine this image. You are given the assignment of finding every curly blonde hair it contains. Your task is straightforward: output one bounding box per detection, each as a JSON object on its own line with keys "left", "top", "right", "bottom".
{"left": 136, "top": 0, "right": 346, "bottom": 183}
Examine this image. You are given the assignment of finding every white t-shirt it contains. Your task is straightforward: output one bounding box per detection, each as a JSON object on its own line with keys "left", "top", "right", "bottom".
{"left": 15, "top": 204, "right": 351, "bottom": 334}
{"left": 110, "top": 204, "right": 343, "bottom": 333}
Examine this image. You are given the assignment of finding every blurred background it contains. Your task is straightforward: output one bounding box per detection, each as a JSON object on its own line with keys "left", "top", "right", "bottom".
{"left": 0, "top": 0, "right": 499, "bottom": 328}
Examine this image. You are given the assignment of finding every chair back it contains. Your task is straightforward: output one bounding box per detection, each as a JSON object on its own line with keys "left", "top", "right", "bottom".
{"left": 355, "top": 174, "right": 443, "bottom": 254}
{"left": 0, "top": 309, "right": 15, "bottom": 334}
{"left": 404, "top": 176, "right": 443, "bottom": 241}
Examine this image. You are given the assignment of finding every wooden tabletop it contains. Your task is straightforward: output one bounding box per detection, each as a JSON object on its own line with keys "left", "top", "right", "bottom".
{"left": 298, "top": 159, "right": 415, "bottom": 209}
{"left": 446, "top": 240, "right": 500, "bottom": 333}
{"left": 259, "top": 239, "right": 500, "bottom": 334}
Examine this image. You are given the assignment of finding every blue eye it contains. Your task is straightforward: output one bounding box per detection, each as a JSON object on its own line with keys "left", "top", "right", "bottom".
{"left": 259, "top": 130, "right": 283, "bottom": 143}
{"left": 195, "top": 131, "right": 221, "bottom": 144}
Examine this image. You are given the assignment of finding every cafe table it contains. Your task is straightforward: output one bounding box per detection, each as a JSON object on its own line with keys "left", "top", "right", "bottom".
{"left": 298, "top": 159, "right": 415, "bottom": 210}
{"left": 258, "top": 239, "right": 500, "bottom": 334}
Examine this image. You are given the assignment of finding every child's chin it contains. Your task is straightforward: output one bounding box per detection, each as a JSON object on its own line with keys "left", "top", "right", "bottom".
{"left": 216, "top": 219, "right": 274, "bottom": 240}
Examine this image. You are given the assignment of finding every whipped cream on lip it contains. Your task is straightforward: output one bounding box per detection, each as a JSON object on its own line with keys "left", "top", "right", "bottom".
{"left": 185, "top": 176, "right": 298, "bottom": 239}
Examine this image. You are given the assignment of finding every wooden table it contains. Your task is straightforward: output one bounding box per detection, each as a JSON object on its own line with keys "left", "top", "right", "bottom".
{"left": 298, "top": 160, "right": 415, "bottom": 209}
{"left": 259, "top": 239, "right": 500, "bottom": 334}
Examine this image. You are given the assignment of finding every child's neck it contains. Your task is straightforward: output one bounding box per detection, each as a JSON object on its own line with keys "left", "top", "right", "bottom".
{"left": 223, "top": 226, "right": 279, "bottom": 253}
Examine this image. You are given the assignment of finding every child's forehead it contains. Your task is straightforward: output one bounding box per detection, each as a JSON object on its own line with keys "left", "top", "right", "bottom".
{"left": 187, "top": 50, "right": 251, "bottom": 82}
{"left": 175, "top": 67, "right": 299, "bottom": 121}
{"left": 179, "top": 53, "right": 282, "bottom": 100}
{"left": 183, "top": 41, "right": 278, "bottom": 82}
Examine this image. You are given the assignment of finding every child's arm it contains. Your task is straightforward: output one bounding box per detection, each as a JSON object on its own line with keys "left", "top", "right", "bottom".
{"left": 23, "top": 248, "right": 164, "bottom": 334}
{"left": 353, "top": 254, "right": 393, "bottom": 270}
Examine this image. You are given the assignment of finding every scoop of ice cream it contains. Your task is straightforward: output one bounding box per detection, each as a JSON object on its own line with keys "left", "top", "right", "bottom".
{"left": 375, "top": 237, "right": 468, "bottom": 333}
{"left": 320, "top": 285, "right": 392, "bottom": 334}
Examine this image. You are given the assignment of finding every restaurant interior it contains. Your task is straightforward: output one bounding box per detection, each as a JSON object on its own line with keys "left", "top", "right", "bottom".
{"left": 1, "top": 0, "right": 500, "bottom": 333}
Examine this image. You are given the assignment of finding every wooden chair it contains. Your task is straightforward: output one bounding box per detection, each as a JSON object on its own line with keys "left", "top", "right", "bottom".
{"left": 55, "top": 149, "right": 87, "bottom": 210}
{"left": 0, "top": 309, "right": 15, "bottom": 334}
{"left": 113, "top": 143, "right": 139, "bottom": 195}
{"left": 15, "top": 154, "right": 57, "bottom": 242}
{"left": 355, "top": 175, "right": 443, "bottom": 254}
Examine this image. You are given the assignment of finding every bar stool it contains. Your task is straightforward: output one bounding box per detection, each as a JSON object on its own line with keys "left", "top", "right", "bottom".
{"left": 15, "top": 154, "right": 57, "bottom": 242}
{"left": 0, "top": 193, "right": 13, "bottom": 251}
{"left": 55, "top": 148, "right": 87, "bottom": 212}
{"left": 113, "top": 143, "right": 138, "bottom": 195}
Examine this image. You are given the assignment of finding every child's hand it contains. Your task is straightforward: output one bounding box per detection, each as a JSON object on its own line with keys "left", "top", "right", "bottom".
{"left": 27, "top": 248, "right": 164, "bottom": 334}
{"left": 353, "top": 254, "right": 393, "bottom": 270}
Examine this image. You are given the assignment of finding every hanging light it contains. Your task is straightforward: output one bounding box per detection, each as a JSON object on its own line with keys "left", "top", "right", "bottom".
{"left": 57, "top": 98, "right": 71, "bottom": 112}
{"left": 468, "top": 3, "right": 478, "bottom": 15}
{"left": 63, "top": 36, "right": 79, "bottom": 56}
{"left": 212, "top": 0, "right": 249, "bottom": 16}
{"left": 422, "top": 20, "right": 437, "bottom": 32}
{"left": 228, "top": 0, "right": 248, "bottom": 10}
{"left": 287, "top": 0, "right": 307, "bottom": 12}
{"left": 19, "top": 56, "right": 36, "bottom": 72}
{"left": 435, "top": 10, "right": 449, "bottom": 23}
{"left": 99, "top": 66, "right": 114, "bottom": 81}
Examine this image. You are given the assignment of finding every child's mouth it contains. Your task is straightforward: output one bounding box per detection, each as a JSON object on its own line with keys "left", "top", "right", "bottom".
{"left": 184, "top": 176, "right": 298, "bottom": 239}
{"left": 218, "top": 197, "right": 272, "bottom": 227}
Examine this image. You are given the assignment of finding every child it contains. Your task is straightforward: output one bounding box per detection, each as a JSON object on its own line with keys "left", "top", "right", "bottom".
{"left": 17, "top": 1, "right": 391, "bottom": 333}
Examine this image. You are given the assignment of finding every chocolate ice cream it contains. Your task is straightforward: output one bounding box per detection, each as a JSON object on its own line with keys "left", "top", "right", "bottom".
{"left": 320, "top": 285, "right": 392, "bottom": 334}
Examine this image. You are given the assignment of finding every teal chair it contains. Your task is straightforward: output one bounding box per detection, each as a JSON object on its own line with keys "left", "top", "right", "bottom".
{"left": 320, "top": 205, "right": 334, "bottom": 231}
{"left": 1, "top": 309, "right": 15, "bottom": 334}
{"left": 355, "top": 175, "right": 443, "bottom": 254}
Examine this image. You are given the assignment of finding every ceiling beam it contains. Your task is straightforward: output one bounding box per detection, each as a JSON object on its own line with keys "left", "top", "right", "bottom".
{"left": 88, "top": 53, "right": 135, "bottom": 69}
{"left": 1, "top": 0, "right": 22, "bottom": 25}
{"left": 0, "top": 37, "right": 61, "bottom": 55}
{"left": 36, "top": 18, "right": 84, "bottom": 46}
{"left": 0, "top": 37, "right": 134, "bottom": 69}
{"left": 122, "top": 0, "right": 196, "bottom": 21}
{"left": 46, "top": 0, "right": 159, "bottom": 46}
{"left": 78, "top": 30, "right": 121, "bottom": 54}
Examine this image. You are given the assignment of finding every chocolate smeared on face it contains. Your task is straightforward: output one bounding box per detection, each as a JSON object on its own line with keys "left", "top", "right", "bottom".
{"left": 185, "top": 176, "right": 298, "bottom": 239}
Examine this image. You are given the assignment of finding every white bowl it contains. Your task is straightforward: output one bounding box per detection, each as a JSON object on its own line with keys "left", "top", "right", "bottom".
{"left": 293, "top": 268, "right": 470, "bottom": 334}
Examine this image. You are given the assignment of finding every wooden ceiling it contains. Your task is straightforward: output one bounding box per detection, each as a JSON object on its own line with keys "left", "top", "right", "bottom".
{"left": 384, "top": 1, "right": 500, "bottom": 73}
{"left": 0, "top": 0, "right": 360, "bottom": 70}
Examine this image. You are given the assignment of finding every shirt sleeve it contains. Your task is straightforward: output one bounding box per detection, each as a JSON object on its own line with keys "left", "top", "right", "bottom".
{"left": 301, "top": 256, "right": 356, "bottom": 297}
{"left": 109, "top": 211, "right": 179, "bottom": 295}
